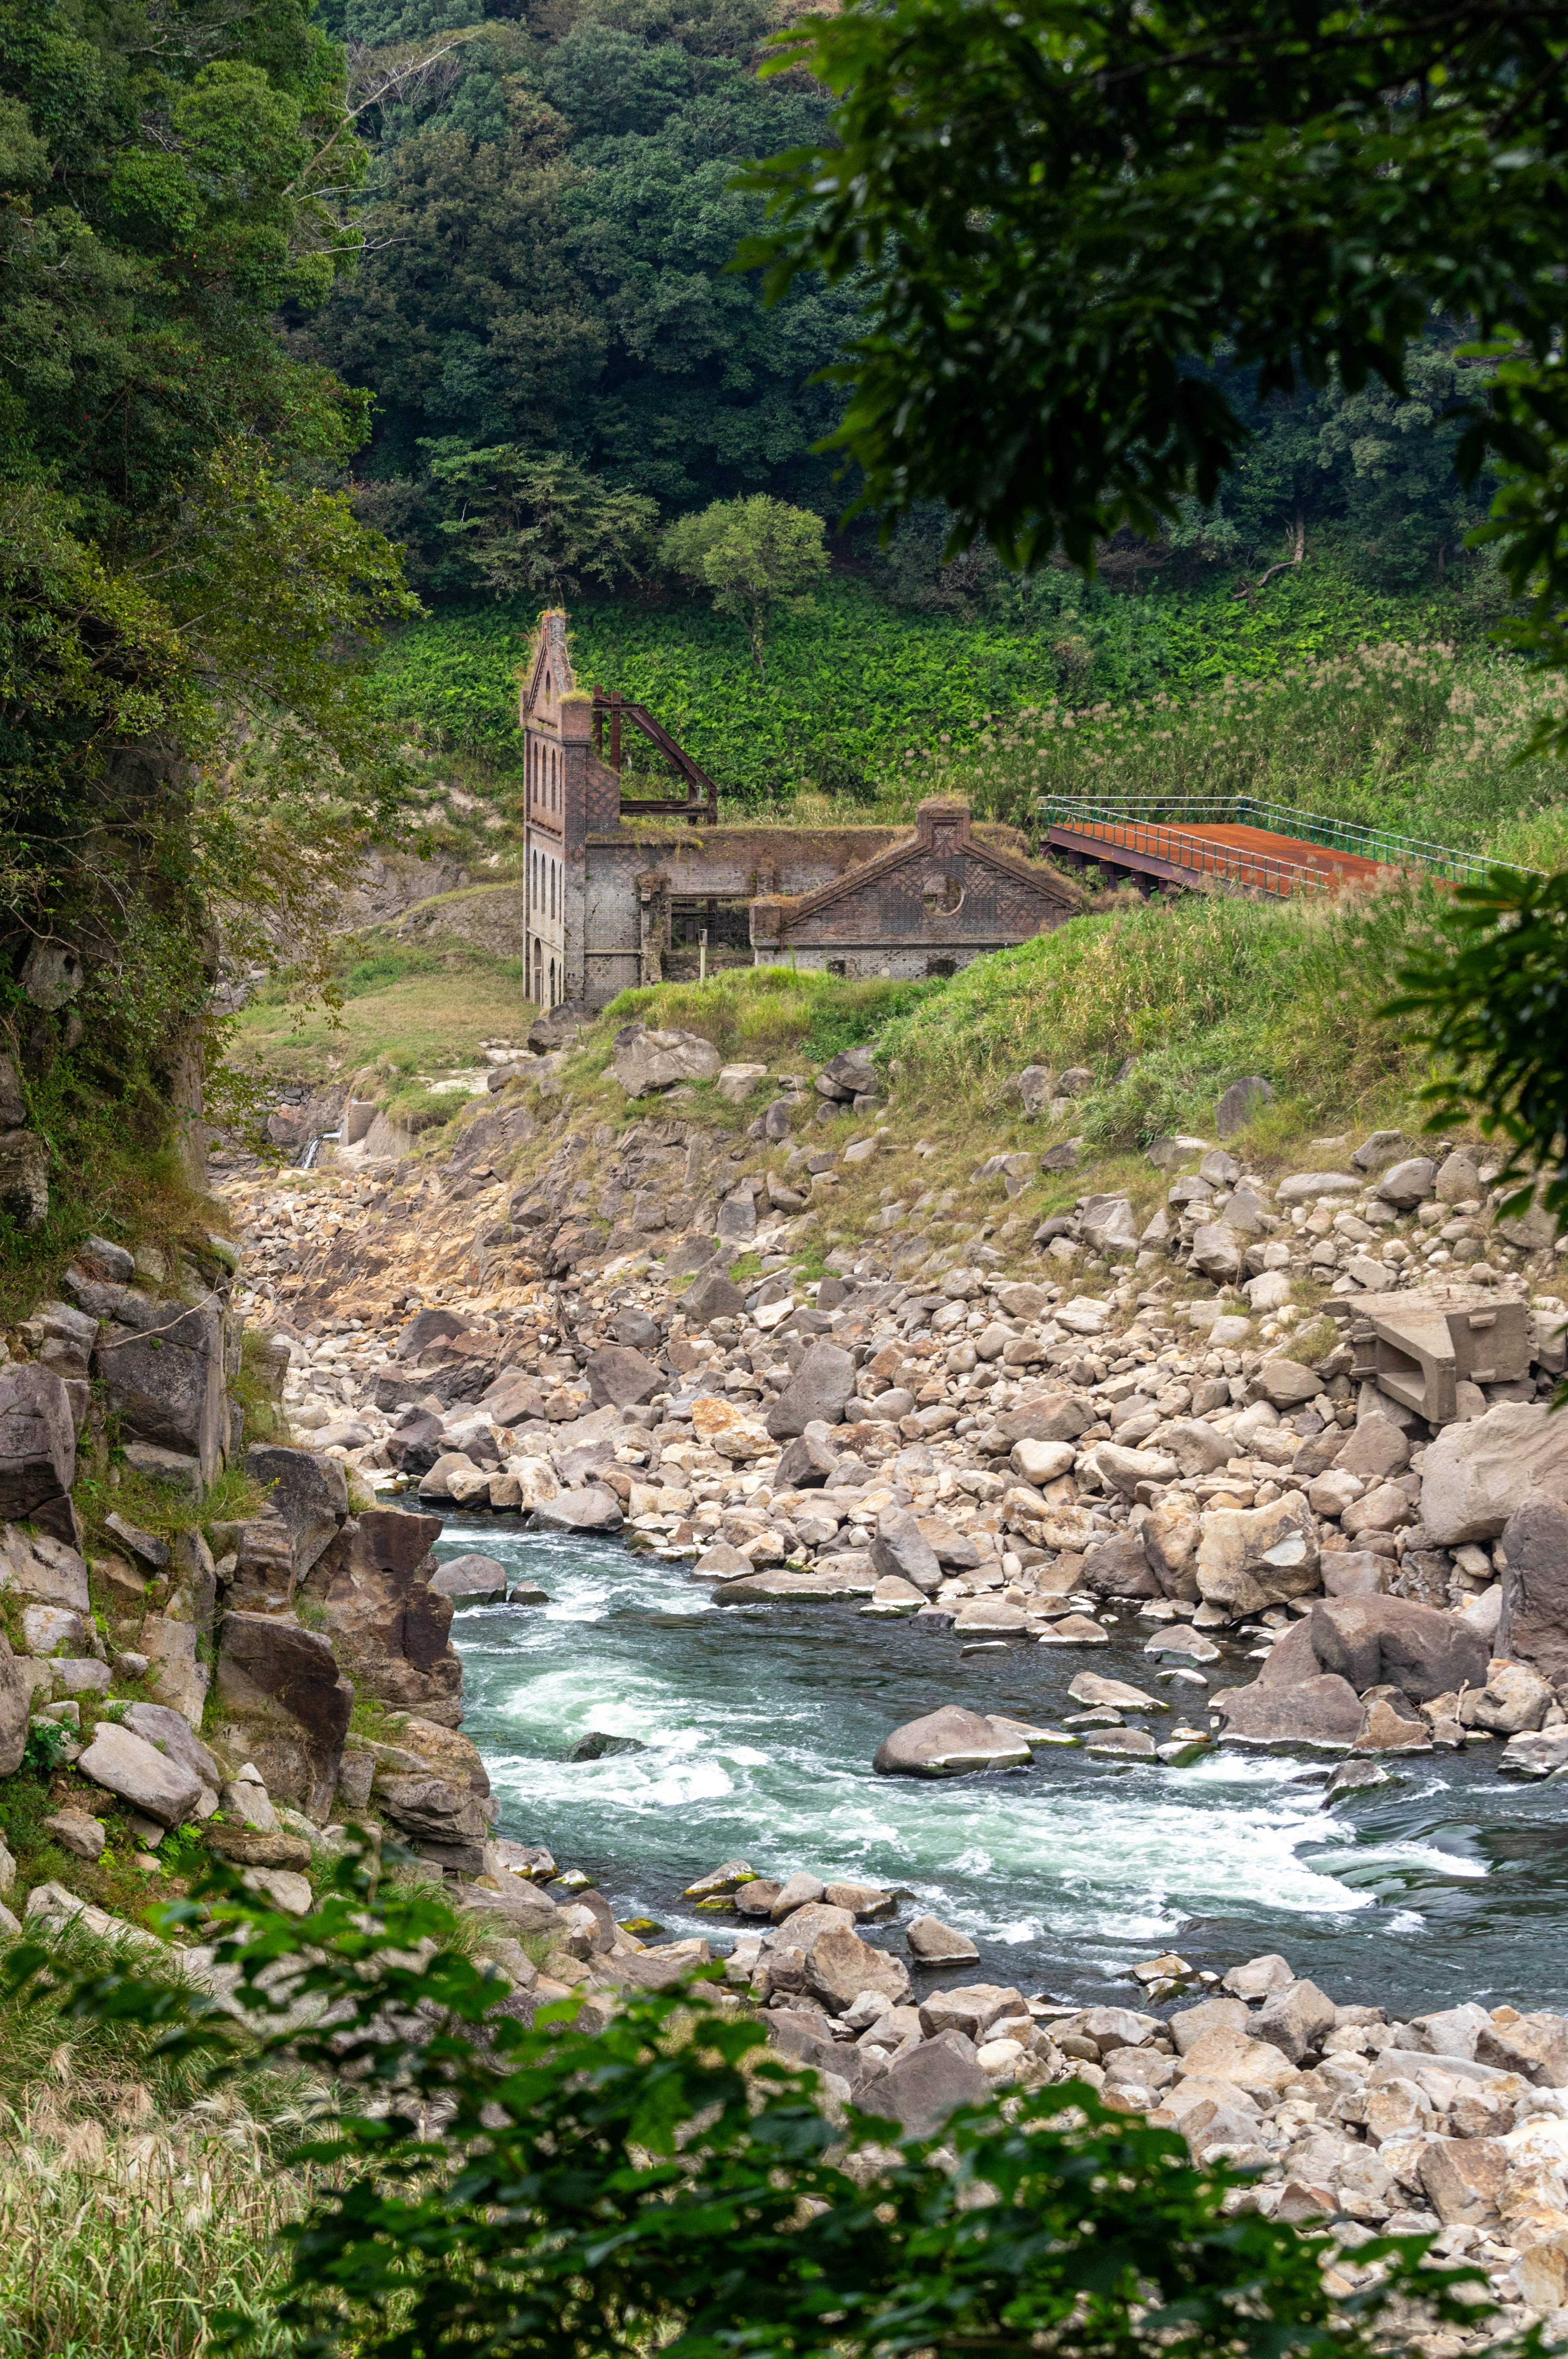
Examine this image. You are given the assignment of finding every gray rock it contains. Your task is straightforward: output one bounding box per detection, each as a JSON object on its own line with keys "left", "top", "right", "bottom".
{"left": 307, "top": 1509, "right": 461, "bottom": 1725}
{"left": 1080, "top": 1531, "right": 1163, "bottom": 1599}
{"left": 376, "top": 1773, "right": 488, "bottom": 1849}
{"left": 0, "top": 1525, "right": 89, "bottom": 1613}
{"left": 1275, "top": 1171, "right": 1360, "bottom": 1203}
{"left": 0, "top": 1364, "right": 76, "bottom": 1522}
{"left": 1254, "top": 1977, "right": 1336, "bottom": 2064}
{"left": 807, "top": 1924, "right": 911, "bottom": 2011}
{"left": 121, "top": 1701, "right": 220, "bottom": 1790}
{"left": 773, "top": 1432, "right": 839, "bottom": 1488}
{"left": 1216, "top": 1077, "right": 1274, "bottom": 1136}
{"left": 245, "top": 1445, "right": 348, "bottom": 1581}
{"left": 1161, "top": 1420, "right": 1232, "bottom": 1477}
{"left": 1170, "top": 1995, "right": 1250, "bottom": 2051}
{"left": 614, "top": 1026, "right": 721, "bottom": 1095}
{"left": 0, "top": 1129, "right": 48, "bottom": 1230}
{"left": 765, "top": 1340, "right": 855, "bottom": 1440}
{"left": 584, "top": 1344, "right": 662, "bottom": 1408}
{"left": 1339, "top": 1420, "right": 1411, "bottom": 1481}
{"left": 1211, "top": 1672, "right": 1365, "bottom": 1746}
{"left": 1307, "top": 1595, "right": 1488, "bottom": 1702}
{"left": 682, "top": 1270, "right": 746, "bottom": 1326}
{"left": 430, "top": 1553, "right": 509, "bottom": 1603}
{"left": 43, "top": 1810, "right": 105, "bottom": 1862}
{"left": 103, "top": 1511, "right": 169, "bottom": 1567}
{"left": 1435, "top": 1150, "right": 1484, "bottom": 1205}
{"left": 1376, "top": 1158, "right": 1437, "bottom": 1208}
{"left": 875, "top": 2029, "right": 990, "bottom": 2134}
{"left": 1189, "top": 1225, "right": 1243, "bottom": 1283}
{"left": 1221, "top": 1954, "right": 1294, "bottom": 1999}
{"left": 394, "top": 1308, "right": 465, "bottom": 1361}
{"left": 1018, "top": 1066, "right": 1054, "bottom": 1117}
{"left": 1352, "top": 1130, "right": 1408, "bottom": 1171}
{"left": 0, "top": 1633, "right": 29, "bottom": 1775}
{"left": 77, "top": 1720, "right": 203, "bottom": 1826}
{"left": 873, "top": 1706, "right": 1030, "bottom": 1777}
{"left": 869, "top": 1507, "right": 942, "bottom": 1594}
{"left": 1254, "top": 1359, "right": 1319, "bottom": 1409}
{"left": 907, "top": 1914, "right": 982, "bottom": 1963}
{"left": 91, "top": 1291, "right": 226, "bottom": 1488}
{"left": 1421, "top": 1404, "right": 1568, "bottom": 1545}
{"left": 1497, "top": 1491, "right": 1568, "bottom": 1687}
{"left": 1082, "top": 1195, "right": 1138, "bottom": 1254}
{"left": 215, "top": 1611, "right": 354, "bottom": 1822}
{"left": 532, "top": 1486, "right": 623, "bottom": 1532}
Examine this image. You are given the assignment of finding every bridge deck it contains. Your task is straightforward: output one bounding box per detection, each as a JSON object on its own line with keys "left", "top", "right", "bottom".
{"left": 1046, "top": 814, "right": 1389, "bottom": 898}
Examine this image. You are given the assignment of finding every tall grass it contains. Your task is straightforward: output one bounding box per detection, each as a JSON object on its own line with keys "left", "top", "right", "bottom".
{"left": 874, "top": 641, "right": 1568, "bottom": 854}
{"left": 875, "top": 885, "right": 1444, "bottom": 1145}
{"left": 0, "top": 1926, "right": 321, "bottom": 2357}
{"left": 0, "top": 2106, "right": 305, "bottom": 2358}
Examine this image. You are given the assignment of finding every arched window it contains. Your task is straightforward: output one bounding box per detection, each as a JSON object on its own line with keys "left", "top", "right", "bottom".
{"left": 548, "top": 957, "right": 556, "bottom": 1006}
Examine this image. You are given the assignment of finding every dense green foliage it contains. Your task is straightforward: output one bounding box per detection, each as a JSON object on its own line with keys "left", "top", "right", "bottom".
{"left": 17, "top": 1849, "right": 1513, "bottom": 2359}
{"left": 0, "top": 0, "right": 417, "bottom": 1248}
{"left": 291, "top": 0, "right": 1516, "bottom": 614}
{"left": 663, "top": 494, "right": 829, "bottom": 671}
{"left": 366, "top": 564, "right": 1506, "bottom": 805}
{"left": 748, "top": 0, "right": 1567, "bottom": 581}
{"left": 1391, "top": 870, "right": 1568, "bottom": 1226}
{"left": 296, "top": 0, "right": 862, "bottom": 561}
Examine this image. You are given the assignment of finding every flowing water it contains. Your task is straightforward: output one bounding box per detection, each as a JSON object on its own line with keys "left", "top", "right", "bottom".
{"left": 436, "top": 1518, "right": 1568, "bottom": 2020}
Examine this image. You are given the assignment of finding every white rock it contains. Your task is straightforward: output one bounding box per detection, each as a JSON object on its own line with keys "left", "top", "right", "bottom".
{"left": 1420, "top": 1405, "right": 1568, "bottom": 1545}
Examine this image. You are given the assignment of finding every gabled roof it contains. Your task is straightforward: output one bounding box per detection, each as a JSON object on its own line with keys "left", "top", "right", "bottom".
{"left": 755, "top": 798, "right": 1082, "bottom": 934}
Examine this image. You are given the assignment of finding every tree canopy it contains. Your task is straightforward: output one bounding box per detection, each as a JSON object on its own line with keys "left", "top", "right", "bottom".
{"left": 746, "top": 0, "right": 1568, "bottom": 594}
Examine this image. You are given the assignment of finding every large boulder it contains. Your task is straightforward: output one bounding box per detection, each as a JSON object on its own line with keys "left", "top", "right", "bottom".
{"left": 613, "top": 1026, "right": 721, "bottom": 1095}
{"left": 1420, "top": 1405, "right": 1568, "bottom": 1546}
{"left": 77, "top": 1720, "right": 202, "bottom": 1826}
{"left": 873, "top": 1707, "right": 1031, "bottom": 1777}
{"left": 306, "top": 1508, "right": 462, "bottom": 1724}
{"left": 1307, "top": 1595, "right": 1489, "bottom": 1702}
{"left": 1196, "top": 1494, "right": 1319, "bottom": 1616}
{"left": 765, "top": 1341, "right": 855, "bottom": 1439}
{"left": 429, "top": 1553, "right": 508, "bottom": 1603}
{"left": 376, "top": 1774, "right": 490, "bottom": 1876}
{"left": 1497, "top": 1491, "right": 1568, "bottom": 1686}
{"left": 875, "top": 2031, "right": 991, "bottom": 2134}
{"left": 121, "top": 1700, "right": 220, "bottom": 1792}
{"left": 584, "top": 1344, "right": 662, "bottom": 1408}
{"left": 1211, "top": 1673, "right": 1364, "bottom": 1746}
{"left": 245, "top": 1446, "right": 349, "bottom": 1584}
{"left": 1080, "top": 1531, "right": 1163, "bottom": 1600}
{"left": 682, "top": 1270, "right": 746, "bottom": 1325}
{"left": 88, "top": 1290, "right": 226, "bottom": 1489}
{"left": 532, "top": 1487, "right": 623, "bottom": 1532}
{"left": 0, "top": 1365, "right": 76, "bottom": 1523}
{"left": 214, "top": 1611, "right": 354, "bottom": 1821}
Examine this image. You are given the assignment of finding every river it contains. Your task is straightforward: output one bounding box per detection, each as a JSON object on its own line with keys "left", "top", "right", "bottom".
{"left": 434, "top": 1517, "right": 1568, "bottom": 2021}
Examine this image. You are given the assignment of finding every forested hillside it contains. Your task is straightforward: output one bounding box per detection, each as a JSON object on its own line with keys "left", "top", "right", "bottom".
{"left": 294, "top": 0, "right": 1508, "bottom": 615}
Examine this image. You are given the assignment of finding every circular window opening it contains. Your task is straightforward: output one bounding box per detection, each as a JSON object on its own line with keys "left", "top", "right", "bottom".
{"left": 923, "top": 874, "right": 964, "bottom": 915}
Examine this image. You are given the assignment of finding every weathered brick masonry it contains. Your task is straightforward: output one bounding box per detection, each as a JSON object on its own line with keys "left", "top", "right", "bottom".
{"left": 519, "top": 613, "right": 1083, "bottom": 1008}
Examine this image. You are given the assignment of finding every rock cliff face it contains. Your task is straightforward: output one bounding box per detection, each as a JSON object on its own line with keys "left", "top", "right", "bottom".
{"left": 0, "top": 1223, "right": 472, "bottom": 1920}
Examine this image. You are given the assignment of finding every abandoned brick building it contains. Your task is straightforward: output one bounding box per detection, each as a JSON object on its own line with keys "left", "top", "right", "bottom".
{"left": 519, "top": 611, "right": 1082, "bottom": 1008}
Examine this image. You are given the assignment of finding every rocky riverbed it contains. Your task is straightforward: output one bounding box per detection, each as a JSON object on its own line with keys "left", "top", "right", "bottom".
{"left": 188, "top": 1073, "right": 1568, "bottom": 2339}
